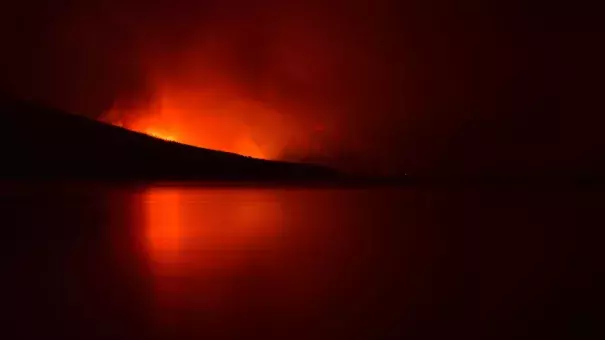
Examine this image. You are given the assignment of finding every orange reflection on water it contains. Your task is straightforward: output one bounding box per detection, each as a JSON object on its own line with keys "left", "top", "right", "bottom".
{"left": 141, "top": 186, "right": 286, "bottom": 311}
{"left": 136, "top": 187, "right": 366, "bottom": 337}
{"left": 144, "top": 188, "right": 183, "bottom": 269}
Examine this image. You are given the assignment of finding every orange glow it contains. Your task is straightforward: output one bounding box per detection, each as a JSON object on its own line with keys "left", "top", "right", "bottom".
{"left": 141, "top": 187, "right": 285, "bottom": 312}
{"left": 142, "top": 187, "right": 284, "bottom": 275}
{"left": 146, "top": 129, "right": 177, "bottom": 142}
{"left": 136, "top": 186, "right": 363, "bottom": 331}
{"left": 101, "top": 86, "right": 293, "bottom": 160}
{"left": 95, "top": 7, "right": 338, "bottom": 164}
{"left": 144, "top": 188, "right": 183, "bottom": 268}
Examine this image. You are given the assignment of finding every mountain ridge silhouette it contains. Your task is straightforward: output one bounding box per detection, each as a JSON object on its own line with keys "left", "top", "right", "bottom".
{"left": 0, "top": 96, "right": 338, "bottom": 181}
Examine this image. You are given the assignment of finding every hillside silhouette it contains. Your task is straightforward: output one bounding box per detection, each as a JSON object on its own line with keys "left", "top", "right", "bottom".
{"left": 0, "top": 97, "right": 338, "bottom": 180}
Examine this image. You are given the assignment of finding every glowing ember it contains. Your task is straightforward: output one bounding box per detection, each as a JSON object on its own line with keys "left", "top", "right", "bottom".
{"left": 146, "top": 129, "right": 177, "bottom": 142}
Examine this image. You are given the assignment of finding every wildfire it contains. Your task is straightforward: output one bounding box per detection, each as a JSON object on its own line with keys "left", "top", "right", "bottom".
{"left": 101, "top": 89, "right": 280, "bottom": 160}
{"left": 146, "top": 129, "right": 177, "bottom": 143}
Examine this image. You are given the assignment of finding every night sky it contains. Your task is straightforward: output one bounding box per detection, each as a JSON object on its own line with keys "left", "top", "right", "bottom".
{"left": 1, "top": 0, "right": 603, "bottom": 176}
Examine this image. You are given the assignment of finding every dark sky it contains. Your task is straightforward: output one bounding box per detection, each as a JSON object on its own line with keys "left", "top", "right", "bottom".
{"left": 1, "top": 0, "right": 603, "bottom": 175}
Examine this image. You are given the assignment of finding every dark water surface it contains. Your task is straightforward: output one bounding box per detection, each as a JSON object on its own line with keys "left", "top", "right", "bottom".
{"left": 1, "top": 183, "right": 603, "bottom": 339}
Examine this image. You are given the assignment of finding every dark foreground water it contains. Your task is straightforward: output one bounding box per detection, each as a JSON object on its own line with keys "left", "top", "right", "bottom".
{"left": 1, "top": 183, "right": 603, "bottom": 340}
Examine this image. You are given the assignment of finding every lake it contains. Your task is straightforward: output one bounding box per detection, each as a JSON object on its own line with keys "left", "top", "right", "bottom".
{"left": 1, "top": 183, "right": 602, "bottom": 339}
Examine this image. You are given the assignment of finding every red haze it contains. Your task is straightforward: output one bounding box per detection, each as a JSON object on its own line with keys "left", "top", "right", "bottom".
{"left": 99, "top": 1, "right": 364, "bottom": 161}
{"left": 1, "top": 0, "right": 602, "bottom": 175}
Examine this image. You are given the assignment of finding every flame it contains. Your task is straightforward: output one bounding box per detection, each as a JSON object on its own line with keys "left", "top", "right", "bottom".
{"left": 146, "top": 129, "right": 177, "bottom": 142}
{"left": 101, "top": 88, "right": 284, "bottom": 160}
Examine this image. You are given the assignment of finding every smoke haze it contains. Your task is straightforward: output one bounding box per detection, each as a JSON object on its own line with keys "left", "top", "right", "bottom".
{"left": 1, "top": 0, "right": 603, "bottom": 175}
